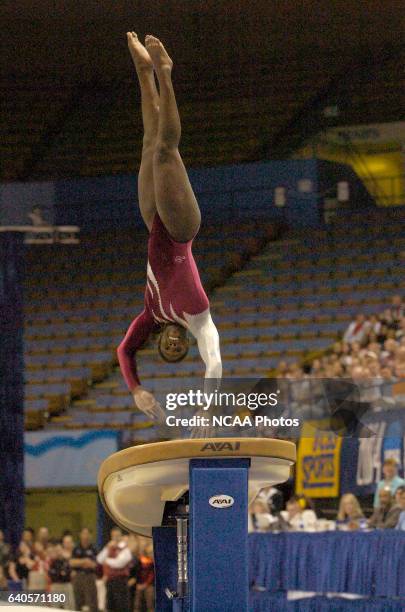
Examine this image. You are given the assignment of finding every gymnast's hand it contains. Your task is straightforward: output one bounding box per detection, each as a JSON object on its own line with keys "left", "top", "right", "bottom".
{"left": 132, "top": 386, "right": 166, "bottom": 423}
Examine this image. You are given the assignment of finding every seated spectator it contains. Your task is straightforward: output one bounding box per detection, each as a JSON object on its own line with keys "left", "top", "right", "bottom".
{"left": 368, "top": 315, "right": 382, "bottom": 336}
{"left": 70, "top": 527, "right": 98, "bottom": 612}
{"left": 134, "top": 542, "right": 155, "bottom": 612}
{"left": 373, "top": 458, "right": 405, "bottom": 507}
{"left": 381, "top": 366, "right": 394, "bottom": 381}
{"left": 394, "top": 484, "right": 405, "bottom": 505}
{"left": 248, "top": 499, "right": 275, "bottom": 533}
{"left": 97, "top": 526, "right": 132, "bottom": 612}
{"left": 276, "top": 360, "right": 289, "bottom": 377}
{"left": 257, "top": 486, "right": 284, "bottom": 515}
{"left": 380, "top": 308, "right": 396, "bottom": 328}
{"left": 306, "top": 295, "right": 404, "bottom": 386}
{"left": 339, "top": 342, "right": 352, "bottom": 369}
{"left": 395, "top": 486, "right": 405, "bottom": 530}
{"left": 376, "top": 323, "right": 389, "bottom": 345}
{"left": 48, "top": 543, "right": 75, "bottom": 610}
{"left": 396, "top": 317, "right": 405, "bottom": 341}
{"left": 310, "top": 358, "right": 322, "bottom": 375}
{"left": 394, "top": 346, "right": 405, "bottom": 378}
{"left": 381, "top": 339, "right": 398, "bottom": 368}
{"left": 280, "top": 495, "right": 317, "bottom": 531}
{"left": 336, "top": 493, "right": 365, "bottom": 530}
{"left": 343, "top": 314, "right": 370, "bottom": 345}
{"left": 388, "top": 295, "right": 404, "bottom": 325}
{"left": 368, "top": 488, "right": 402, "bottom": 529}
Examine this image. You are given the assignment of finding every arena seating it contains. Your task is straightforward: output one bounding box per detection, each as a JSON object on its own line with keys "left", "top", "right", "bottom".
{"left": 0, "top": 77, "right": 75, "bottom": 181}
{"left": 1, "top": 47, "right": 403, "bottom": 181}
{"left": 23, "top": 221, "right": 270, "bottom": 430}
{"left": 23, "top": 206, "right": 403, "bottom": 433}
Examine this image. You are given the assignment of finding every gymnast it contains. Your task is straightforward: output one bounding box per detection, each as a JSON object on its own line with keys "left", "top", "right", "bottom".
{"left": 117, "top": 33, "right": 222, "bottom": 421}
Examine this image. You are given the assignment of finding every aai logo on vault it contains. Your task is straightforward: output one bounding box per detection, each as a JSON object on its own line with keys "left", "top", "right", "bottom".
{"left": 209, "top": 495, "right": 235, "bottom": 508}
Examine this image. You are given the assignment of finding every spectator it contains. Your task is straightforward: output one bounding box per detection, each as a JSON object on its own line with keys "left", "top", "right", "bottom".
{"left": 395, "top": 486, "right": 405, "bottom": 531}
{"left": 20, "top": 528, "right": 35, "bottom": 551}
{"left": 257, "top": 486, "right": 284, "bottom": 515}
{"left": 276, "top": 361, "right": 289, "bottom": 377}
{"left": 303, "top": 297, "right": 403, "bottom": 408}
{"left": 376, "top": 323, "right": 389, "bottom": 345}
{"left": 368, "top": 315, "right": 382, "bottom": 336}
{"left": 127, "top": 535, "right": 140, "bottom": 611}
{"left": 336, "top": 494, "right": 364, "bottom": 530}
{"left": 380, "top": 308, "right": 395, "bottom": 328}
{"left": 339, "top": 342, "right": 352, "bottom": 369}
{"left": 381, "top": 366, "right": 394, "bottom": 381}
{"left": 7, "top": 542, "right": 35, "bottom": 588}
{"left": 280, "top": 495, "right": 317, "bottom": 531}
{"left": 381, "top": 338, "right": 398, "bottom": 367}
{"left": 70, "top": 527, "right": 99, "bottom": 612}
{"left": 48, "top": 543, "right": 75, "bottom": 610}
{"left": 248, "top": 499, "right": 274, "bottom": 533}
{"left": 134, "top": 542, "right": 155, "bottom": 612}
{"left": 343, "top": 314, "right": 370, "bottom": 344}
{"left": 396, "top": 317, "right": 405, "bottom": 341}
{"left": 368, "top": 488, "right": 402, "bottom": 529}
{"left": 0, "top": 566, "right": 8, "bottom": 591}
{"left": 388, "top": 295, "right": 404, "bottom": 324}
{"left": 36, "top": 527, "right": 50, "bottom": 550}
{"left": 28, "top": 205, "right": 47, "bottom": 226}
{"left": 373, "top": 458, "right": 405, "bottom": 508}
{"left": 27, "top": 541, "right": 49, "bottom": 590}
{"left": 61, "top": 533, "right": 74, "bottom": 561}
{"left": 310, "top": 358, "right": 322, "bottom": 376}
{"left": 394, "top": 346, "right": 405, "bottom": 378}
{"left": 0, "top": 530, "right": 11, "bottom": 574}
{"left": 97, "top": 527, "right": 131, "bottom": 612}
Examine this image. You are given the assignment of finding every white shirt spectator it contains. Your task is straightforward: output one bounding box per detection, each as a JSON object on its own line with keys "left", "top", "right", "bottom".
{"left": 343, "top": 315, "right": 370, "bottom": 344}
{"left": 280, "top": 509, "right": 318, "bottom": 531}
{"left": 96, "top": 542, "right": 132, "bottom": 568}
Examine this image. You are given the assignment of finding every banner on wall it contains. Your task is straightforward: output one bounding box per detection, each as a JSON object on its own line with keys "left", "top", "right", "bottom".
{"left": 340, "top": 408, "right": 404, "bottom": 497}
{"left": 295, "top": 421, "right": 342, "bottom": 498}
{"left": 25, "top": 430, "right": 118, "bottom": 488}
{"left": 326, "top": 121, "right": 405, "bottom": 145}
{"left": 296, "top": 409, "right": 405, "bottom": 498}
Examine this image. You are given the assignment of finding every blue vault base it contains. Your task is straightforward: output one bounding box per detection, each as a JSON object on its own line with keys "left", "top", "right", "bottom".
{"left": 153, "top": 458, "right": 250, "bottom": 612}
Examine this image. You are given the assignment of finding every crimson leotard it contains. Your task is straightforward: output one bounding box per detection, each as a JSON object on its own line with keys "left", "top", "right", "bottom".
{"left": 117, "top": 214, "right": 211, "bottom": 390}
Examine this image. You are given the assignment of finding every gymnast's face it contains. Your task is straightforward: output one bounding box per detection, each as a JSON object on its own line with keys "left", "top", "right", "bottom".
{"left": 159, "top": 324, "right": 189, "bottom": 363}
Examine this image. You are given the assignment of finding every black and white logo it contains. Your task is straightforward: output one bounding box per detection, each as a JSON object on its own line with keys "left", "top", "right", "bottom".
{"left": 209, "top": 495, "right": 235, "bottom": 508}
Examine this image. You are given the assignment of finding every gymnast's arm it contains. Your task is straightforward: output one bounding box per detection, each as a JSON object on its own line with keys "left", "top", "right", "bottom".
{"left": 188, "top": 310, "right": 222, "bottom": 385}
{"left": 117, "top": 310, "right": 165, "bottom": 421}
{"left": 117, "top": 309, "right": 155, "bottom": 390}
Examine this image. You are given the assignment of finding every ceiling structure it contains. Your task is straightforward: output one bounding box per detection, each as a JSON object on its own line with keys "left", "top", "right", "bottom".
{"left": 1, "top": 1, "right": 404, "bottom": 82}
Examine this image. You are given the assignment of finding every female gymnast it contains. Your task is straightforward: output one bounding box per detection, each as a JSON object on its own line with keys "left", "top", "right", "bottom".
{"left": 117, "top": 33, "right": 222, "bottom": 421}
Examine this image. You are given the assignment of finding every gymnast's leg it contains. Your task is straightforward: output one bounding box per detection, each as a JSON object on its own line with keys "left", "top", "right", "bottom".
{"left": 127, "top": 32, "right": 159, "bottom": 231}
{"left": 145, "top": 35, "right": 201, "bottom": 242}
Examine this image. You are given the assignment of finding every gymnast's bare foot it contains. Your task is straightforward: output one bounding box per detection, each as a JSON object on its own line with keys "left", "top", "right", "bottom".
{"left": 145, "top": 35, "right": 173, "bottom": 75}
{"left": 127, "top": 32, "right": 153, "bottom": 73}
